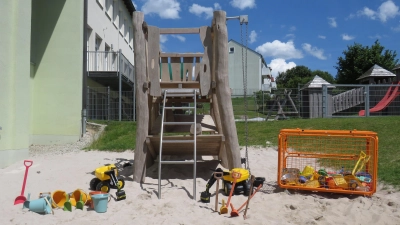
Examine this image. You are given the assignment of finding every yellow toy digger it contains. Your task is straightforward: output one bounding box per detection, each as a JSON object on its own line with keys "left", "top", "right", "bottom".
{"left": 90, "top": 164, "right": 126, "bottom": 201}
{"left": 201, "top": 168, "right": 256, "bottom": 203}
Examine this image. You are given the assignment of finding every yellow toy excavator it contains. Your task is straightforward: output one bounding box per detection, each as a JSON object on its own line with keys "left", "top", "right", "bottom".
{"left": 200, "top": 168, "right": 251, "bottom": 203}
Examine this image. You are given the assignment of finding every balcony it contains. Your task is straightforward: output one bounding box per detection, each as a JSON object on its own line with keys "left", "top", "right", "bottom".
{"left": 87, "top": 51, "right": 134, "bottom": 89}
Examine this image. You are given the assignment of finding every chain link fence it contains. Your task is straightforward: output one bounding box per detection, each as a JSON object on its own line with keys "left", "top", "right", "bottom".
{"left": 87, "top": 83, "right": 400, "bottom": 121}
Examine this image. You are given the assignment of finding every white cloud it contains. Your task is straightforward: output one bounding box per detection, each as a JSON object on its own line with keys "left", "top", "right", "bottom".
{"left": 132, "top": 1, "right": 137, "bottom": 9}
{"left": 255, "top": 40, "right": 303, "bottom": 60}
{"left": 160, "top": 35, "right": 168, "bottom": 43}
{"left": 214, "top": 3, "right": 221, "bottom": 10}
{"left": 284, "top": 34, "right": 295, "bottom": 39}
{"left": 318, "top": 35, "right": 326, "bottom": 39}
{"left": 249, "top": 30, "right": 257, "bottom": 43}
{"left": 230, "top": 0, "right": 256, "bottom": 10}
{"left": 392, "top": 23, "right": 400, "bottom": 32}
{"left": 289, "top": 26, "right": 296, "bottom": 32}
{"left": 357, "top": 0, "right": 399, "bottom": 22}
{"left": 328, "top": 17, "right": 337, "bottom": 27}
{"left": 302, "top": 43, "right": 327, "bottom": 60}
{"left": 342, "top": 34, "right": 355, "bottom": 40}
{"left": 369, "top": 34, "right": 382, "bottom": 39}
{"left": 171, "top": 35, "right": 185, "bottom": 42}
{"left": 141, "top": 0, "right": 180, "bottom": 19}
{"left": 189, "top": 4, "right": 213, "bottom": 19}
{"left": 269, "top": 58, "right": 297, "bottom": 78}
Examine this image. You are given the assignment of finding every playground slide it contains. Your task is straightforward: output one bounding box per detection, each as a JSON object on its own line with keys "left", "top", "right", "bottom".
{"left": 359, "top": 83, "right": 400, "bottom": 116}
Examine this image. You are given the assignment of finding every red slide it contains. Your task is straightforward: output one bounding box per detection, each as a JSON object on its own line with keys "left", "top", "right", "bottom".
{"left": 359, "top": 82, "right": 400, "bottom": 116}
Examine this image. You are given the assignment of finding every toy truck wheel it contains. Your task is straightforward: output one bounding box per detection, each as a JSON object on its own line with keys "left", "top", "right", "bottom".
{"left": 244, "top": 180, "right": 251, "bottom": 196}
{"left": 96, "top": 181, "right": 111, "bottom": 193}
{"left": 90, "top": 178, "right": 101, "bottom": 190}
{"left": 223, "top": 181, "right": 233, "bottom": 196}
{"left": 117, "top": 178, "right": 125, "bottom": 189}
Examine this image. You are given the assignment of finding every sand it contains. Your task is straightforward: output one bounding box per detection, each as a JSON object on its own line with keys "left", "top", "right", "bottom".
{"left": 2, "top": 144, "right": 400, "bottom": 224}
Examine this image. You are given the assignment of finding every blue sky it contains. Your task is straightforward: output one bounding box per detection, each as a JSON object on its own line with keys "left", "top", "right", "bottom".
{"left": 131, "top": 0, "right": 400, "bottom": 78}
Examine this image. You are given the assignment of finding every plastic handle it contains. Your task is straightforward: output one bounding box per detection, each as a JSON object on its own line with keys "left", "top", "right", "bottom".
{"left": 24, "top": 160, "right": 33, "bottom": 167}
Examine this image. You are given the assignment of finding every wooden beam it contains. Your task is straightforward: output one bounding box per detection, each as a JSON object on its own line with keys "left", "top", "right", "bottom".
{"left": 160, "top": 53, "right": 203, "bottom": 57}
{"left": 213, "top": 11, "right": 241, "bottom": 169}
{"left": 147, "top": 26, "right": 161, "bottom": 97}
{"left": 145, "top": 138, "right": 156, "bottom": 159}
{"left": 199, "top": 26, "right": 212, "bottom": 96}
{"left": 159, "top": 28, "right": 200, "bottom": 34}
{"left": 133, "top": 12, "right": 150, "bottom": 183}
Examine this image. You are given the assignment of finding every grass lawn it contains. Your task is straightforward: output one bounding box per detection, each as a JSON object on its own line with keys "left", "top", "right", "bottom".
{"left": 88, "top": 116, "right": 400, "bottom": 188}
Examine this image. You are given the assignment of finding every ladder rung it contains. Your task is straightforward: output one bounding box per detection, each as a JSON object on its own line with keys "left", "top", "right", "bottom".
{"left": 164, "top": 106, "right": 195, "bottom": 110}
{"left": 164, "top": 122, "right": 195, "bottom": 125}
{"left": 162, "top": 140, "right": 195, "bottom": 143}
{"left": 160, "top": 161, "right": 195, "bottom": 165}
{"left": 164, "top": 94, "right": 196, "bottom": 97}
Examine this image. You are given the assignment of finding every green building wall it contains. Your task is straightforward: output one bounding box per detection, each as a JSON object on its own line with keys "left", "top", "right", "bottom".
{"left": 0, "top": 0, "right": 32, "bottom": 168}
{"left": 0, "top": 0, "right": 84, "bottom": 168}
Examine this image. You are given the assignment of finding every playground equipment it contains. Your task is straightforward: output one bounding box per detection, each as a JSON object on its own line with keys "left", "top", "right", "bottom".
{"left": 132, "top": 11, "right": 244, "bottom": 200}
{"left": 266, "top": 89, "right": 299, "bottom": 120}
{"left": 359, "top": 81, "right": 400, "bottom": 116}
{"left": 90, "top": 164, "right": 126, "bottom": 201}
{"left": 278, "top": 129, "right": 378, "bottom": 196}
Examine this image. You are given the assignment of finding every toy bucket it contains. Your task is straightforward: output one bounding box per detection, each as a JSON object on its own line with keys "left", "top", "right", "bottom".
{"left": 51, "top": 190, "right": 67, "bottom": 208}
{"left": 27, "top": 196, "right": 52, "bottom": 214}
{"left": 91, "top": 193, "right": 109, "bottom": 213}
{"left": 70, "top": 189, "right": 88, "bottom": 207}
{"left": 88, "top": 191, "right": 107, "bottom": 209}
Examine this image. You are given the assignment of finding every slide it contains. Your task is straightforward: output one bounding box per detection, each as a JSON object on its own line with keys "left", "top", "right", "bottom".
{"left": 359, "top": 82, "right": 400, "bottom": 116}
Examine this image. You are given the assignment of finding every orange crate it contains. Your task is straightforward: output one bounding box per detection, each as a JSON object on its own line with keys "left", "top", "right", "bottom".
{"left": 278, "top": 129, "right": 378, "bottom": 196}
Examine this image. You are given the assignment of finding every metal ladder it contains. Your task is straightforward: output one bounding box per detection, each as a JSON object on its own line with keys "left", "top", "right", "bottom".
{"left": 158, "top": 89, "right": 198, "bottom": 200}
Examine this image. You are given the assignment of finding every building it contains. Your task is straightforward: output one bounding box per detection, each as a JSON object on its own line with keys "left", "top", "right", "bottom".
{"left": 228, "top": 40, "right": 273, "bottom": 96}
{"left": 356, "top": 64, "right": 396, "bottom": 84}
{"left": 393, "top": 64, "right": 400, "bottom": 81}
{"left": 0, "top": 0, "right": 135, "bottom": 168}
{"left": 86, "top": 0, "right": 136, "bottom": 121}
{"left": 1, "top": 0, "right": 84, "bottom": 168}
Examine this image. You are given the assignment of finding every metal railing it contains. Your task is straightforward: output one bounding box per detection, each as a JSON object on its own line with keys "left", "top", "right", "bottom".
{"left": 87, "top": 51, "right": 134, "bottom": 82}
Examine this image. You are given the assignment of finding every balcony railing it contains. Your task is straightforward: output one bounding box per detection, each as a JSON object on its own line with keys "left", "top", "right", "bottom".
{"left": 87, "top": 51, "right": 134, "bottom": 82}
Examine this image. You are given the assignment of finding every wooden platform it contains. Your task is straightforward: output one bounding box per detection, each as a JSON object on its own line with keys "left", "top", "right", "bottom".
{"left": 150, "top": 114, "right": 217, "bottom": 134}
{"left": 145, "top": 134, "right": 225, "bottom": 158}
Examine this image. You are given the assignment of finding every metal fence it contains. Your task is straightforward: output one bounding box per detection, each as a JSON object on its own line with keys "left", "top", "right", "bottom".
{"left": 87, "top": 86, "right": 135, "bottom": 121}
{"left": 87, "top": 83, "right": 400, "bottom": 121}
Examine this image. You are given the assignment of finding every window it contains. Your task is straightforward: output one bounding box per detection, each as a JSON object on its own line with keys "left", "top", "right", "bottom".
{"left": 119, "top": 11, "right": 124, "bottom": 36}
{"left": 105, "top": 0, "right": 112, "bottom": 19}
{"left": 129, "top": 26, "right": 133, "bottom": 47}
{"left": 124, "top": 19, "right": 128, "bottom": 42}
{"left": 96, "top": 0, "right": 104, "bottom": 9}
{"left": 229, "top": 47, "right": 235, "bottom": 53}
{"left": 113, "top": 1, "right": 119, "bottom": 28}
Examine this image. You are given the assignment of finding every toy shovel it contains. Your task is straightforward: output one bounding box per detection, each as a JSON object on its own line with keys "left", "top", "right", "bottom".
{"left": 14, "top": 160, "right": 33, "bottom": 205}
{"left": 76, "top": 194, "right": 84, "bottom": 210}
{"left": 63, "top": 194, "right": 72, "bottom": 212}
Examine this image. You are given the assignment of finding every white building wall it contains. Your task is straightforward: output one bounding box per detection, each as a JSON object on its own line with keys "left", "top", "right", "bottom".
{"left": 87, "top": 0, "right": 134, "bottom": 63}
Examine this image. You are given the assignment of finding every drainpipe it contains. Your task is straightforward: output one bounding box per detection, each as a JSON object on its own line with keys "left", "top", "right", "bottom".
{"left": 119, "top": 49, "right": 122, "bottom": 121}
{"left": 82, "top": 0, "right": 88, "bottom": 137}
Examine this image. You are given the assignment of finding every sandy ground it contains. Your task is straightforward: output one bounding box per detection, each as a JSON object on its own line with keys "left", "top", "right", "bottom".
{"left": 1, "top": 144, "right": 400, "bottom": 225}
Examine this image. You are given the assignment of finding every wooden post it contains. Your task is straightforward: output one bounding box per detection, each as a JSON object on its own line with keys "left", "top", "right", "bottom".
{"left": 133, "top": 11, "right": 149, "bottom": 183}
{"left": 213, "top": 11, "right": 241, "bottom": 169}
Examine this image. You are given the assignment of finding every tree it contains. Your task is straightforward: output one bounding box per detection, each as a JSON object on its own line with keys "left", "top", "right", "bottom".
{"left": 276, "top": 66, "right": 335, "bottom": 88}
{"left": 335, "top": 40, "right": 399, "bottom": 84}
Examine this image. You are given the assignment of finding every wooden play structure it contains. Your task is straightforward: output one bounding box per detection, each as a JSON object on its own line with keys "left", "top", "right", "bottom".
{"left": 132, "top": 11, "right": 242, "bottom": 199}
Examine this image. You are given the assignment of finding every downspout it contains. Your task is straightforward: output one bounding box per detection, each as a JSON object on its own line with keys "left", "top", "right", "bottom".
{"left": 82, "top": 0, "right": 88, "bottom": 137}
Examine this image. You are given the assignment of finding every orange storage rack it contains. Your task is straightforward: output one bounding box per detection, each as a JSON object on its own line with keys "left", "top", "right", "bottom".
{"left": 278, "top": 129, "right": 378, "bottom": 196}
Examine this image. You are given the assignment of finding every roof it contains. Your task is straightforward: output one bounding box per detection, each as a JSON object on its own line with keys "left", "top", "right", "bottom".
{"left": 228, "top": 39, "right": 267, "bottom": 67}
{"left": 301, "top": 75, "right": 335, "bottom": 89}
{"left": 122, "top": 0, "right": 136, "bottom": 15}
{"left": 394, "top": 64, "right": 400, "bottom": 70}
{"left": 356, "top": 64, "right": 395, "bottom": 80}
